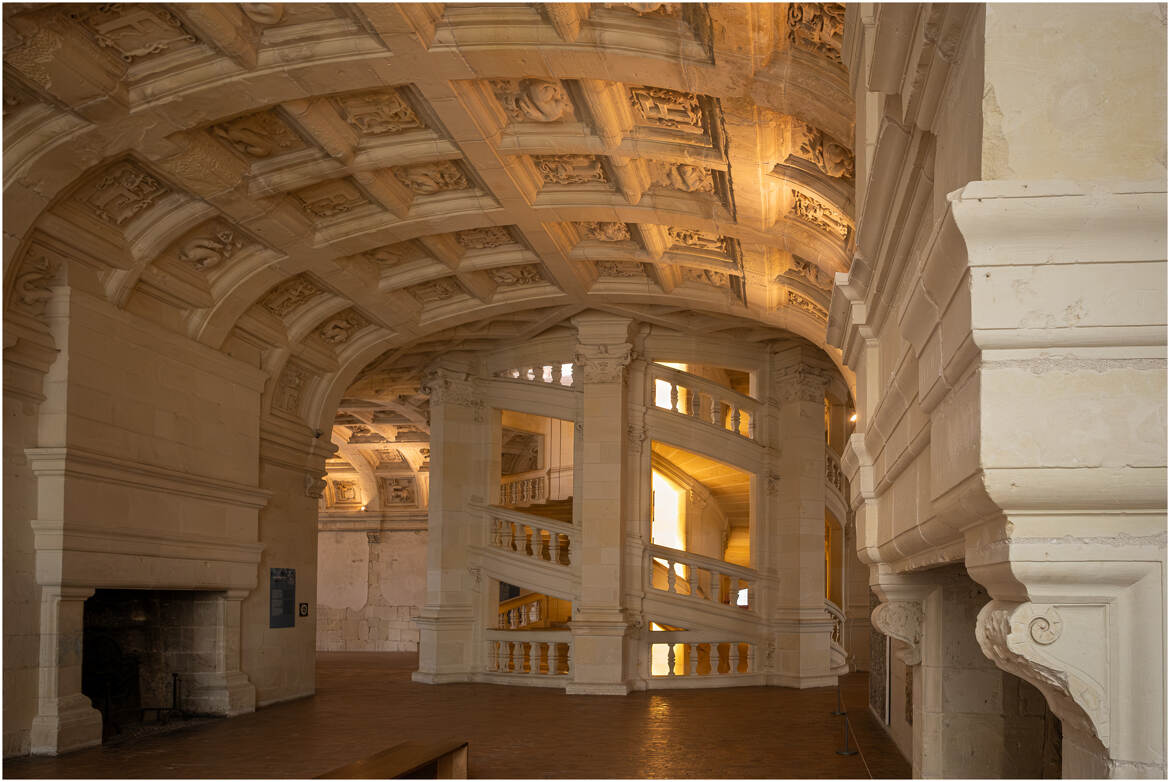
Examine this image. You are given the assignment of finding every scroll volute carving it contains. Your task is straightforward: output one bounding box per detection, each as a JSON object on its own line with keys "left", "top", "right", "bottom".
{"left": 871, "top": 600, "right": 924, "bottom": 665}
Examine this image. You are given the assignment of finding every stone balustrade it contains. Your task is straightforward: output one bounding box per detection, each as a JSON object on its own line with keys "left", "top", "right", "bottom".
{"left": 647, "top": 544, "right": 756, "bottom": 610}
{"left": 498, "top": 469, "right": 548, "bottom": 506}
{"left": 487, "top": 507, "right": 576, "bottom": 567}
{"left": 649, "top": 632, "right": 754, "bottom": 678}
{"left": 495, "top": 362, "right": 575, "bottom": 388}
{"left": 647, "top": 363, "right": 758, "bottom": 441}
{"left": 824, "top": 598, "right": 845, "bottom": 651}
{"left": 825, "top": 445, "right": 844, "bottom": 499}
{"left": 484, "top": 631, "right": 571, "bottom": 676}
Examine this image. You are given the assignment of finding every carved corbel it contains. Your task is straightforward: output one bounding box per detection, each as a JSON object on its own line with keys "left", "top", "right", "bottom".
{"left": 773, "top": 364, "right": 830, "bottom": 403}
{"left": 977, "top": 600, "right": 1108, "bottom": 753}
{"left": 871, "top": 600, "right": 924, "bottom": 664}
{"left": 420, "top": 366, "right": 484, "bottom": 421}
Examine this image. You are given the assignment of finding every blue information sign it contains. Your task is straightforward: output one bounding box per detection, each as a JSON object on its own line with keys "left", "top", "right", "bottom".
{"left": 269, "top": 568, "right": 296, "bottom": 628}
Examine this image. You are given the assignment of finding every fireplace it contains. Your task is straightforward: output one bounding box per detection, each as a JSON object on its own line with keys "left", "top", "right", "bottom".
{"left": 81, "top": 589, "right": 225, "bottom": 739}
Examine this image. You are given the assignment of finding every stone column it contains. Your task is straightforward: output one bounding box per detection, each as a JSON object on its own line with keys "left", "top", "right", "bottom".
{"left": 29, "top": 586, "right": 102, "bottom": 756}
{"left": 182, "top": 589, "right": 255, "bottom": 716}
{"left": 566, "top": 312, "right": 634, "bottom": 695}
{"left": 769, "top": 346, "right": 835, "bottom": 687}
{"left": 413, "top": 361, "right": 486, "bottom": 683}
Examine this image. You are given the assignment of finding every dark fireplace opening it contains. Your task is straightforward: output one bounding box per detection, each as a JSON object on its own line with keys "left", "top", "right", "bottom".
{"left": 81, "top": 589, "right": 219, "bottom": 741}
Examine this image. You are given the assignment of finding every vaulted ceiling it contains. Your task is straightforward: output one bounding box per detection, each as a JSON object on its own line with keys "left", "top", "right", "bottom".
{"left": 4, "top": 2, "right": 853, "bottom": 434}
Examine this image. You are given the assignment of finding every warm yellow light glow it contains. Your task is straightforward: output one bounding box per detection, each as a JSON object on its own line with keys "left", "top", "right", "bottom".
{"left": 650, "top": 643, "right": 686, "bottom": 676}
{"left": 651, "top": 471, "right": 685, "bottom": 552}
{"left": 849, "top": 412, "right": 858, "bottom": 422}
{"left": 360, "top": 505, "right": 367, "bottom": 512}
{"left": 653, "top": 378, "right": 673, "bottom": 409}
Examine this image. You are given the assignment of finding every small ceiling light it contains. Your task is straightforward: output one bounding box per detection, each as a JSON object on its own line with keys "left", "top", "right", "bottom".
{"left": 849, "top": 413, "right": 858, "bottom": 423}
{"left": 360, "top": 505, "right": 367, "bottom": 512}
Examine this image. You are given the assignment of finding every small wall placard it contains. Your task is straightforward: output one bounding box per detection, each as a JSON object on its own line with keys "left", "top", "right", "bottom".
{"left": 270, "top": 568, "right": 296, "bottom": 628}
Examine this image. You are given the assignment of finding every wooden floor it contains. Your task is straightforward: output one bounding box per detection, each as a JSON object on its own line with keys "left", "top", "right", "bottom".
{"left": 5, "top": 652, "right": 910, "bottom": 779}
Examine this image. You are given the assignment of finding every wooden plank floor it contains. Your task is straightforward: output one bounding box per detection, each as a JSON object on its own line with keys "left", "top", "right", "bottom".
{"left": 5, "top": 652, "right": 910, "bottom": 779}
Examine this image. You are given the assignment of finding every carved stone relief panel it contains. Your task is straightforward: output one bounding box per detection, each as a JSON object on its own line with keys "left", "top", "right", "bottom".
{"left": 348, "top": 424, "right": 386, "bottom": 444}
{"left": 363, "top": 241, "right": 418, "bottom": 267}
{"left": 211, "top": 110, "right": 305, "bottom": 159}
{"left": 330, "top": 89, "right": 424, "bottom": 136}
{"left": 790, "top": 190, "right": 851, "bottom": 241}
{"left": 778, "top": 253, "right": 834, "bottom": 290}
{"left": 173, "top": 219, "right": 247, "bottom": 272}
{"left": 787, "top": 2, "right": 846, "bottom": 66}
{"left": 292, "top": 178, "right": 372, "bottom": 219}
{"left": 69, "top": 4, "right": 199, "bottom": 63}
{"left": 456, "top": 226, "right": 513, "bottom": 250}
{"left": 628, "top": 85, "right": 705, "bottom": 134}
{"left": 240, "top": 4, "right": 285, "bottom": 25}
{"left": 381, "top": 476, "right": 418, "bottom": 506}
{"left": 785, "top": 289, "right": 829, "bottom": 321}
{"left": 533, "top": 154, "right": 608, "bottom": 186}
{"left": 273, "top": 361, "right": 311, "bottom": 415}
{"left": 578, "top": 221, "right": 631, "bottom": 241}
{"left": 407, "top": 278, "right": 464, "bottom": 304}
{"left": 647, "top": 161, "right": 715, "bottom": 193}
{"left": 76, "top": 160, "right": 170, "bottom": 227}
{"left": 604, "top": 3, "right": 680, "bottom": 17}
{"left": 667, "top": 227, "right": 729, "bottom": 255}
{"left": 490, "top": 78, "right": 574, "bottom": 123}
{"left": 392, "top": 160, "right": 471, "bottom": 195}
{"left": 596, "top": 260, "right": 646, "bottom": 278}
{"left": 791, "top": 122, "right": 854, "bottom": 179}
{"left": 682, "top": 267, "right": 730, "bottom": 287}
{"left": 330, "top": 480, "right": 360, "bottom": 506}
{"left": 375, "top": 448, "right": 406, "bottom": 465}
{"left": 10, "top": 252, "right": 60, "bottom": 318}
{"left": 261, "top": 274, "right": 326, "bottom": 317}
{"left": 489, "top": 264, "right": 544, "bottom": 287}
{"left": 317, "top": 308, "right": 369, "bottom": 346}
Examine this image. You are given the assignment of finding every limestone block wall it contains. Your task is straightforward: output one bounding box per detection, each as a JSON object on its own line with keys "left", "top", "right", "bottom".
{"left": 316, "top": 529, "right": 427, "bottom": 652}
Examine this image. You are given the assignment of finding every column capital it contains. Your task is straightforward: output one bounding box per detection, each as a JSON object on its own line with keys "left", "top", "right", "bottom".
{"left": 773, "top": 364, "right": 831, "bottom": 403}
{"left": 421, "top": 364, "right": 480, "bottom": 410}
{"left": 574, "top": 341, "right": 633, "bottom": 384}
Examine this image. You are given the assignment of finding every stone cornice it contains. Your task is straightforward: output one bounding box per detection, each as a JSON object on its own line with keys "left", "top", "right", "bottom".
{"left": 25, "top": 446, "right": 271, "bottom": 510}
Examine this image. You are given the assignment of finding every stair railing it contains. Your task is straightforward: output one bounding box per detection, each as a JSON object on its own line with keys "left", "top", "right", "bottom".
{"left": 484, "top": 505, "right": 577, "bottom": 567}
{"left": 498, "top": 468, "right": 549, "bottom": 506}
{"left": 648, "top": 631, "right": 755, "bottom": 678}
{"left": 647, "top": 544, "right": 758, "bottom": 611}
{"left": 647, "top": 363, "right": 760, "bottom": 441}
{"left": 484, "top": 630, "right": 572, "bottom": 676}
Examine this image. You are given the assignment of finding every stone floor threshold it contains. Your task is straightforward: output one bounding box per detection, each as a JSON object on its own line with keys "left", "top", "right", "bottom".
{"left": 4, "top": 652, "right": 910, "bottom": 779}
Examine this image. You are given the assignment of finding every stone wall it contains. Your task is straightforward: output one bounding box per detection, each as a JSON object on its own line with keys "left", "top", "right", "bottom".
{"left": 316, "top": 529, "right": 427, "bottom": 652}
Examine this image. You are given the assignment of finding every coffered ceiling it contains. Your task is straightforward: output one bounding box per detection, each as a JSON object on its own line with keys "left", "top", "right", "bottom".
{"left": 4, "top": 2, "right": 854, "bottom": 430}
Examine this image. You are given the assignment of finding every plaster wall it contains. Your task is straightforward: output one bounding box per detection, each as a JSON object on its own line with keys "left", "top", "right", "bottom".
{"left": 317, "top": 530, "right": 426, "bottom": 652}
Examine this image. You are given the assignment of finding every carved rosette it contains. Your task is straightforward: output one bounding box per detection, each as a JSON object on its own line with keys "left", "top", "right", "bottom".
{"left": 976, "top": 600, "right": 1107, "bottom": 748}
{"left": 574, "top": 342, "right": 633, "bottom": 384}
{"left": 871, "top": 600, "right": 924, "bottom": 665}
{"left": 773, "top": 365, "right": 829, "bottom": 403}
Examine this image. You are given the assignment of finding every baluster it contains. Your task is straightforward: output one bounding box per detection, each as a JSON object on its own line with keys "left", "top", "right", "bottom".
{"left": 730, "top": 405, "right": 742, "bottom": 434}
{"left": 670, "top": 383, "right": 679, "bottom": 413}
{"left": 689, "top": 389, "right": 700, "bottom": 417}
{"left": 563, "top": 536, "right": 572, "bottom": 565}
{"left": 687, "top": 566, "right": 699, "bottom": 598}
{"left": 746, "top": 410, "right": 755, "bottom": 439}
{"left": 687, "top": 643, "right": 699, "bottom": 676}
{"left": 709, "top": 570, "right": 719, "bottom": 604}
{"left": 666, "top": 644, "right": 677, "bottom": 677}
{"left": 729, "top": 643, "right": 741, "bottom": 674}
{"left": 548, "top": 532, "right": 560, "bottom": 564}
{"left": 712, "top": 400, "right": 723, "bottom": 426}
{"left": 563, "top": 642, "right": 572, "bottom": 676}
{"left": 523, "top": 526, "right": 534, "bottom": 557}
{"left": 666, "top": 562, "right": 677, "bottom": 594}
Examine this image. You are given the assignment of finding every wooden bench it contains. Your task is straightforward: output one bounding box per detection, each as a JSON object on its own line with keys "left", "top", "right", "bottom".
{"left": 316, "top": 740, "right": 468, "bottom": 779}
